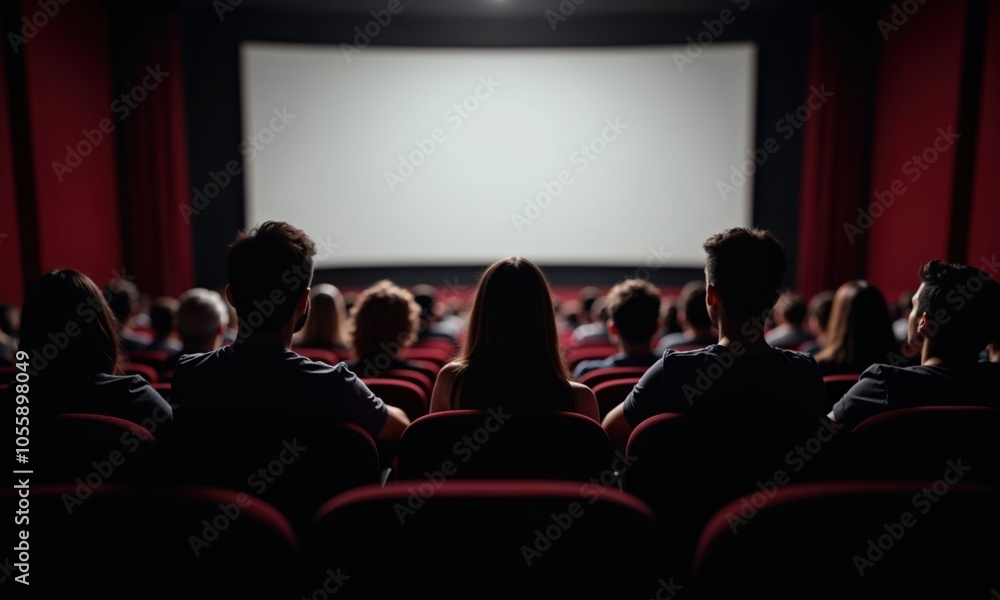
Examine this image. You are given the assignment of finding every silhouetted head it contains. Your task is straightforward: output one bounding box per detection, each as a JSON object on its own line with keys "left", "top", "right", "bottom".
{"left": 19, "top": 269, "right": 122, "bottom": 379}
{"left": 703, "top": 227, "right": 786, "bottom": 325}
{"left": 349, "top": 280, "right": 420, "bottom": 361}
{"left": 606, "top": 279, "right": 661, "bottom": 346}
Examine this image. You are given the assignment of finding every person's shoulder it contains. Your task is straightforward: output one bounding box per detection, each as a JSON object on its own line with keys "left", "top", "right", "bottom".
{"left": 95, "top": 372, "right": 162, "bottom": 399}
{"left": 438, "top": 361, "right": 463, "bottom": 381}
{"left": 175, "top": 345, "right": 230, "bottom": 369}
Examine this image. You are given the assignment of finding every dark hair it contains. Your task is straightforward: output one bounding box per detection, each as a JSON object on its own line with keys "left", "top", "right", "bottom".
{"left": 703, "top": 227, "right": 786, "bottom": 322}
{"left": 679, "top": 281, "right": 711, "bottom": 330}
{"left": 606, "top": 279, "right": 661, "bottom": 345}
{"left": 149, "top": 297, "right": 178, "bottom": 339}
{"left": 815, "top": 281, "right": 896, "bottom": 371}
{"left": 411, "top": 284, "right": 437, "bottom": 321}
{"left": 808, "top": 291, "right": 835, "bottom": 332}
{"left": 18, "top": 269, "right": 122, "bottom": 379}
{"left": 227, "top": 221, "right": 316, "bottom": 333}
{"left": 660, "top": 298, "right": 681, "bottom": 335}
{"left": 915, "top": 260, "right": 1000, "bottom": 358}
{"left": 454, "top": 257, "right": 572, "bottom": 411}
{"left": 105, "top": 278, "right": 139, "bottom": 324}
{"left": 777, "top": 293, "right": 807, "bottom": 327}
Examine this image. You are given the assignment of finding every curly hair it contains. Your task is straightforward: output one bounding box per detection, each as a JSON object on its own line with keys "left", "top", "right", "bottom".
{"left": 349, "top": 280, "right": 421, "bottom": 360}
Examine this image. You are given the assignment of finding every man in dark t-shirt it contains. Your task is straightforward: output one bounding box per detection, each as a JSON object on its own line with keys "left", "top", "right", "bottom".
{"left": 830, "top": 259, "right": 1000, "bottom": 429}
{"left": 603, "top": 228, "right": 826, "bottom": 445}
{"left": 171, "top": 222, "right": 409, "bottom": 443}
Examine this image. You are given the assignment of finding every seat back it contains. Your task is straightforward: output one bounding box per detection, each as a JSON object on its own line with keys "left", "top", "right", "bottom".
{"left": 381, "top": 368, "right": 434, "bottom": 397}
{"left": 7, "top": 484, "right": 298, "bottom": 598}
{"left": 160, "top": 418, "right": 380, "bottom": 533}
{"left": 592, "top": 378, "right": 640, "bottom": 419}
{"left": 127, "top": 349, "right": 171, "bottom": 369}
{"left": 293, "top": 346, "right": 343, "bottom": 366}
{"left": 624, "top": 412, "right": 839, "bottom": 575}
{"left": 847, "top": 406, "right": 1000, "bottom": 482}
{"left": 692, "top": 481, "right": 1000, "bottom": 599}
{"left": 565, "top": 345, "right": 617, "bottom": 371}
{"left": 400, "top": 346, "right": 452, "bottom": 368}
{"left": 34, "top": 413, "right": 157, "bottom": 484}
{"left": 303, "top": 481, "right": 665, "bottom": 599}
{"left": 577, "top": 366, "right": 649, "bottom": 387}
{"left": 398, "top": 410, "right": 613, "bottom": 481}
{"left": 363, "top": 378, "right": 428, "bottom": 421}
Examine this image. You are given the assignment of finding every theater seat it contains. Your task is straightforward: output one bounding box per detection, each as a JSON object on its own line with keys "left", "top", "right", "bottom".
{"left": 397, "top": 410, "right": 613, "bottom": 481}
{"left": 303, "top": 481, "right": 665, "bottom": 599}
{"left": 33, "top": 413, "right": 157, "bottom": 484}
{"left": 292, "top": 346, "right": 342, "bottom": 366}
{"left": 846, "top": 406, "right": 1000, "bottom": 483}
{"left": 623, "top": 412, "right": 835, "bottom": 576}
{"left": 128, "top": 349, "right": 171, "bottom": 369}
{"left": 160, "top": 418, "right": 380, "bottom": 533}
{"left": 381, "top": 368, "right": 434, "bottom": 397}
{"left": 692, "top": 481, "right": 1000, "bottom": 599}
{"left": 6, "top": 484, "right": 299, "bottom": 598}
{"left": 592, "top": 378, "right": 640, "bottom": 419}
{"left": 577, "top": 366, "right": 649, "bottom": 387}
{"left": 362, "top": 378, "right": 428, "bottom": 421}
{"left": 123, "top": 362, "right": 159, "bottom": 383}
{"left": 565, "top": 345, "right": 617, "bottom": 371}
{"left": 400, "top": 346, "right": 453, "bottom": 367}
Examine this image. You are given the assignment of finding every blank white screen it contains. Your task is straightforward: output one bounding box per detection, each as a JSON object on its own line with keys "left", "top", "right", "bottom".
{"left": 240, "top": 42, "right": 756, "bottom": 267}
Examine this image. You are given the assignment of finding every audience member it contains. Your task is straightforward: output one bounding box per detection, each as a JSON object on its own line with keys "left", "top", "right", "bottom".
{"left": 659, "top": 297, "right": 682, "bottom": 338}
{"left": 571, "top": 294, "right": 611, "bottom": 345}
{"left": 656, "top": 281, "right": 715, "bottom": 352}
{"left": 293, "top": 283, "right": 350, "bottom": 352}
{"left": 171, "top": 221, "right": 409, "bottom": 443}
{"left": 412, "top": 284, "right": 462, "bottom": 342}
{"left": 765, "top": 293, "right": 814, "bottom": 349}
{"left": 799, "top": 290, "right": 834, "bottom": 355}
{"left": 574, "top": 279, "right": 662, "bottom": 378}
{"left": 346, "top": 280, "right": 437, "bottom": 381}
{"left": 106, "top": 278, "right": 153, "bottom": 351}
{"left": 603, "top": 228, "right": 825, "bottom": 444}
{"left": 892, "top": 289, "right": 916, "bottom": 342}
{"left": 829, "top": 260, "right": 1000, "bottom": 428}
{"left": 0, "top": 303, "right": 17, "bottom": 365}
{"left": 147, "top": 297, "right": 182, "bottom": 354}
{"left": 5, "top": 269, "right": 172, "bottom": 426}
{"left": 813, "top": 280, "right": 896, "bottom": 376}
{"left": 160, "top": 288, "right": 229, "bottom": 372}
{"left": 431, "top": 257, "right": 599, "bottom": 420}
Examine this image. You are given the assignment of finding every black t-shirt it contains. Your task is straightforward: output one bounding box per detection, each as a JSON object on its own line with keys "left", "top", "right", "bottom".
{"left": 831, "top": 361, "right": 1000, "bottom": 430}
{"left": 171, "top": 344, "right": 388, "bottom": 438}
{"left": 2, "top": 372, "right": 173, "bottom": 435}
{"left": 623, "top": 344, "right": 826, "bottom": 429}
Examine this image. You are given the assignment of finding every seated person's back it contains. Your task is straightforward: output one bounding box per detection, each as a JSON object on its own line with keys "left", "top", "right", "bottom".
{"left": 831, "top": 260, "right": 1000, "bottom": 429}
{"left": 574, "top": 279, "right": 663, "bottom": 378}
{"left": 604, "top": 228, "right": 826, "bottom": 445}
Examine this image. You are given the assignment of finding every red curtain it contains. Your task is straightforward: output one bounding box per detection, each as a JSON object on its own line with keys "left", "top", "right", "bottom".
{"left": 795, "top": 10, "right": 874, "bottom": 299}
{"left": 119, "top": 13, "right": 193, "bottom": 298}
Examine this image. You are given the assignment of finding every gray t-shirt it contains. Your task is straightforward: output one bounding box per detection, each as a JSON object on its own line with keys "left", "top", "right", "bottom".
{"left": 831, "top": 361, "right": 1000, "bottom": 430}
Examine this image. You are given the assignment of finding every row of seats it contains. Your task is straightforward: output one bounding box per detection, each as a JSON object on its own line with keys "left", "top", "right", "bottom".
{"left": 16, "top": 477, "right": 997, "bottom": 598}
